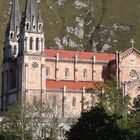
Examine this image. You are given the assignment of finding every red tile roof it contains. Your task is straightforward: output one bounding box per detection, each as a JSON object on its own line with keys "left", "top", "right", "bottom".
{"left": 44, "top": 49, "right": 115, "bottom": 61}
{"left": 46, "top": 80, "right": 95, "bottom": 90}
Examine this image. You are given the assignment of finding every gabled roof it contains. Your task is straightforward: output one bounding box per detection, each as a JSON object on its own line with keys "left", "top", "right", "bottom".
{"left": 121, "top": 47, "right": 140, "bottom": 58}
{"left": 46, "top": 80, "right": 95, "bottom": 90}
{"left": 44, "top": 49, "right": 115, "bottom": 61}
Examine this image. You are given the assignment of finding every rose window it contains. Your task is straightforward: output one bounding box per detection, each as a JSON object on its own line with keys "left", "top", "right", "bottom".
{"left": 129, "top": 69, "right": 137, "bottom": 80}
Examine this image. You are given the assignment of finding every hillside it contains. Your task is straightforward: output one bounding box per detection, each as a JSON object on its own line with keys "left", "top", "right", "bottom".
{"left": 0, "top": 0, "right": 140, "bottom": 60}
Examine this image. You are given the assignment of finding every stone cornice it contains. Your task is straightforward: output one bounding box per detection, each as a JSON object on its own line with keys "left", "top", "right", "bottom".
{"left": 45, "top": 57, "right": 109, "bottom": 64}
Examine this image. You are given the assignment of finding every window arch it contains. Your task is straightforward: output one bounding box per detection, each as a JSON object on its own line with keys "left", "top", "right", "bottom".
{"left": 29, "top": 37, "right": 33, "bottom": 50}
{"left": 83, "top": 69, "right": 87, "bottom": 78}
{"left": 13, "top": 45, "right": 17, "bottom": 55}
{"left": 65, "top": 68, "right": 69, "bottom": 78}
{"left": 46, "top": 67, "right": 50, "bottom": 77}
{"left": 36, "top": 38, "right": 39, "bottom": 50}
{"left": 72, "top": 97, "right": 76, "bottom": 107}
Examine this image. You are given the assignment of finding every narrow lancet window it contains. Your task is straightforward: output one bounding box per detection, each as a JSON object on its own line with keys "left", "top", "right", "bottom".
{"left": 65, "top": 68, "right": 69, "bottom": 78}
{"left": 46, "top": 67, "right": 50, "bottom": 77}
{"left": 36, "top": 38, "right": 39, "bottom": 50}
{"left": 72, "top": 97, "right": 76, "bottom": 107}
{"left": 29, "top": 37, "right": 33, "bottom": 50}
{"left": 26, "top": 23, "right": 30, "bottom": 30}
{"left": 83, "top": 69, "right": 87, "bottom": 78}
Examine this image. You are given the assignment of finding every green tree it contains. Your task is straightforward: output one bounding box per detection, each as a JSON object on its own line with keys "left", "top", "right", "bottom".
{"left": 0, "top": 101, "right": 70, "bottom": 140}
{"left": 86, "top": 79, "right": 130, "bottom": 117}
{"left": 133, "top": 95, "right": 140, "bottom": 112}
{"left": 66, "top": 105, "right": 124, "bottom": 140}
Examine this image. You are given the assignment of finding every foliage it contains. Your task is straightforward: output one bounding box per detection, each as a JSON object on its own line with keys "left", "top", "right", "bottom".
{"left": 117, "top": 95, "right": 140, "bottom": 140}
{"left": 133, "top": 95, "right": 140, "bottom": 112}
{"left": 0, "top": 101, "right": 69, "bottom": 140}
{"left": 86, "top": 79, "right": 130, "bottom": 117}
{"left": 66, "top": 105, "right": 125, "bottom": 140}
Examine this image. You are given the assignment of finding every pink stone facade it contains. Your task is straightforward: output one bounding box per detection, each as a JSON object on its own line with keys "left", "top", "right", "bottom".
{"left": 2, "top": 0, "right": 140, "bottom": 118}
{"left": 40, "top": 48, "right": 140, "bottom": 117}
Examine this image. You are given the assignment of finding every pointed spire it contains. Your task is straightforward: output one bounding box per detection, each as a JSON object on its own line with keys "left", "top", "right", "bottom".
{"left": 24, "top": 0, "right": 43, "bottom": 32}
{"left": 9, "top": 0, "right": 21, "bottom": 36}
{"left": 38, "top": 10, "right": 43, "bottom": 24}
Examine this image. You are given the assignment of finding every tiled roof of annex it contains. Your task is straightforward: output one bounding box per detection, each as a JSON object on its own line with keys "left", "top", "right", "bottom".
{"left": 45, "top": 49, "right": 115, "bottom": 91}
{"left": 46, "top": 80, "right": 95, "bottom": 91}
{"left": 44, "top": 49, "right": 115, "bottom": 61}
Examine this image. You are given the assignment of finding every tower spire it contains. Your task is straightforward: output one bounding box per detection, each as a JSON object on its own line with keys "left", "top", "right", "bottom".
{"left": 4, "top": 0, "right": 21, "bottom": 60}
{"left": 25, "top": 0, "right": 43, "bottom": 32}
{"left": 8, "top": 0, "right": 21, "bottom": 39}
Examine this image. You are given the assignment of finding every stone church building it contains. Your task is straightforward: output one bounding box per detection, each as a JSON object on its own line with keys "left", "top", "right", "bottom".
{"left": 2, "top": 0, "right": 140, "bottom": 118}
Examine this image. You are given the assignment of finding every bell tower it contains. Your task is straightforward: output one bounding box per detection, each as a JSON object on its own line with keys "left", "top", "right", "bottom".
{"left": 17, "top": 0, "right": 45, "bottom": 103}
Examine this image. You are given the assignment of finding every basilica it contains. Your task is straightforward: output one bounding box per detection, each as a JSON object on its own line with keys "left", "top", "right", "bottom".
{"left": 2, "top": 0, "right": 140, "bottom": 117}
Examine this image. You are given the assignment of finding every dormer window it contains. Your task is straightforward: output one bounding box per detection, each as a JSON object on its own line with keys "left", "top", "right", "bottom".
{"left": 26, "top": 22, "right": 30, "bottom": 30}
{"left": 33, "top": 25, "right": 36, "bottom": 30}
{"left": 38, "top": 23, "right": 42, "bottom": 31}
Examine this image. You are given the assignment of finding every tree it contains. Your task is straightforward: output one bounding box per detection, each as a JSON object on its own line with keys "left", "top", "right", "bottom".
{"left": 117, "top": 95, "right": 140, "bottom": 140}
{"left": 133, "top": 95, "right": 140, "bottom": 112}
{"left": 0, "top": 101, "right": 70, "bottom": 140}
{"left": 66, "top": 105, "right": 124, "bottom": 140}
{"left": 86, "top": 80, "right": 130, "bottom": 117}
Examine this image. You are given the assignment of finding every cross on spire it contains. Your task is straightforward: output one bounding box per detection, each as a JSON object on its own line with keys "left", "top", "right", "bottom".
{"left": 130, "top": 39, "right": 135, "bottom": 48}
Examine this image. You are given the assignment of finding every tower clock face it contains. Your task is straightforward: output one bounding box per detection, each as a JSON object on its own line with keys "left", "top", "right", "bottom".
{"left": 32, "top": 62, "right": 39, "bottom": 69}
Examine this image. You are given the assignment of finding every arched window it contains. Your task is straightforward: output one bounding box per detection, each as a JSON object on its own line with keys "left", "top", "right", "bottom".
{"left": 46, "top": 67, "right": 50, "bottom": 77}
{"left": 13, "top": 46, "right": 17, "bottom": 55}
{"left": 29, "top": 37, "right": 33, "bottom": 50}
{"left": 65, "top": 68, "right": 69, "bottom": 78}
{"left": 36, "top": 38, "right": 39, "bottom": 50}
{"left": 72, "top": 97, "right": 76, "bottom": 107}
{"left": 83, "top": 69, "right": 87, "bottom": 78}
